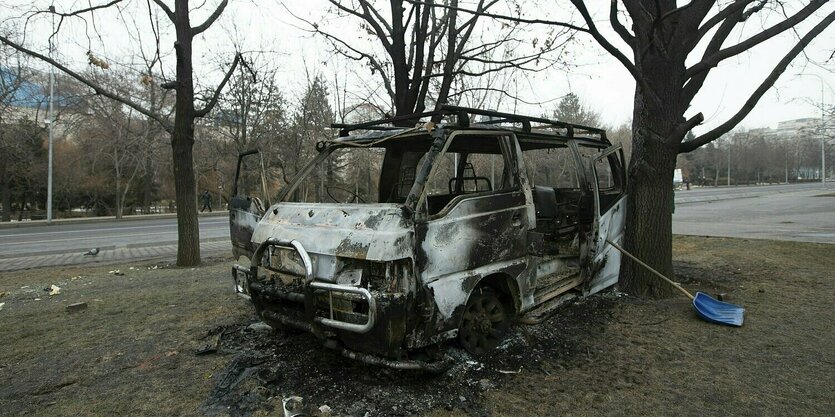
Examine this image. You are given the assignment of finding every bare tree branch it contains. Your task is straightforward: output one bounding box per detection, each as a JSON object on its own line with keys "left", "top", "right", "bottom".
{"left": 681, "top": 9, "right": 835, "bottom": 153}
{"left": 569, "top": 0, "right": 667, "bottom": 109}
{"left": 695, "top": 0, "right": 756, "bottom": 42}
{"left": 314, "top": 26, "right": 397, "bottom": 100}
{"left": 405, "top": 0, "right": 590, "bottom": 32}
{"left": 192, "top": 0, "right": 228, "bottom": 36}
{"left": 0, "top": 34, "right": 172, "bottom": 132}
{"left": 328, "top": 0, "right": 394, "bottom": 54}
{"left": 668, "top": 112, "right": 704, "bottom": 144}
{"left": 195, "top": 52, "right": 241, "bottom": 117}
{"left": 610, "top": 0, "right": 635, "bottom": 45}
{"left": 150, "top": 0, "right": 175, "bottom": 23}
{"left": 447, "top": 86, "right": 553, "bottom": 105}
{"left": 686, "top": 0, "right": 827, "bottom": 79}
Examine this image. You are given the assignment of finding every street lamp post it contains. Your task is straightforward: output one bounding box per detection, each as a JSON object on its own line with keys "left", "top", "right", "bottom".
{"left": 46, "top": 6, "right": 55, "bottom": 222}
{"left": 727, "top": 138, "right": 731, "bottom": 186}
{"left": 818, "top": 78, "right": 826, "bottom": 186}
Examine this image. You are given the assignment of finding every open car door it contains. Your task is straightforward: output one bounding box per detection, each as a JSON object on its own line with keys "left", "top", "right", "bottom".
{"left": 230, "top": 149, "right": 270, "bottom": 261}
{"left": 587, "top": 144, "right": 627, "bottom": 294}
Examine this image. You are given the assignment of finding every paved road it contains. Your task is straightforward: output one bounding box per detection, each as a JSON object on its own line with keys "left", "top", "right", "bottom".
{"left": 674, "top": 182, "right": 826, "bottom": 202}
{"left": 0, "top": 214, "right": 229, "bottom": 258}
{"left": 0, "top": 182, "right": 830, "bottom": 271}
{"left": 674, "top": 186, "right": 835, "bottom": 244}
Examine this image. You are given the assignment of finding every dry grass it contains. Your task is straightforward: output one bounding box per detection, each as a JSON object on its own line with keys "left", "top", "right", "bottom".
{"left": 1, "top": 237, "right": 833, "bottom": 416}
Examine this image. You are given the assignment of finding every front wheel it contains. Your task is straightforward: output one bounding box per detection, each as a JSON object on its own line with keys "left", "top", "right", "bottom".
{"left": 458, "top": 287, "right": 510, "bottom": 355}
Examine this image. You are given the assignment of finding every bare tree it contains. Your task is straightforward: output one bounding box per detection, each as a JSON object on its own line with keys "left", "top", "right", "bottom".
{"left": 1, "top": 0, "right": 243, "bottom": 265}
{"left": 0, "top": 38, "right": 31, "bottom": 221}
{"left": 79, "top": 73, "right": 149, "bottom": 219}
{"left": 411, "top": 0, "right": 834, "bottom": 296}
{"left": 556, "top": 0, "right": 835, "bottom": 296}
{"left": 296, "top": 0, "right": 570, "bottom": 122}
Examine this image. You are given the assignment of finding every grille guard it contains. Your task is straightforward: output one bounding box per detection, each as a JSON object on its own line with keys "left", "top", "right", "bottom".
{"left": 247, "top": 238, "right": 377, "bottom": 334}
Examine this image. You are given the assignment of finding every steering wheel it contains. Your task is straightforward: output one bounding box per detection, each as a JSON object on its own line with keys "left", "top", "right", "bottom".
{"left": 326, "top": 185, "right": 367, "bottom": 204}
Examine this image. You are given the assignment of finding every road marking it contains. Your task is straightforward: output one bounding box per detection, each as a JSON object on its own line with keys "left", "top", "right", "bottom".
{"left": 0, "top": 219, "right": 227, "bottom": 238}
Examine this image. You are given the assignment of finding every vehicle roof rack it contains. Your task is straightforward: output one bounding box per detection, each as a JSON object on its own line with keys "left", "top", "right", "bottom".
{"left": 331, "top": 105, "right": 607, "bottom": 140}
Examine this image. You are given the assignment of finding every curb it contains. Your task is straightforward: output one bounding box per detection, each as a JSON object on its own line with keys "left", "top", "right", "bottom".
{"left": 674, "top": 185, "right": 820, "bottom": 205}
{"left": 0, "top": 237, "right": 229, "bottom": 259}
{"left": 675, "top": 193, "right": 762, "bottom": 205}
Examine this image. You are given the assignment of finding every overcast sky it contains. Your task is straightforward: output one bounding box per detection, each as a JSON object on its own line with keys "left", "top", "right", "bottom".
{"left": 3, "top": 0, "right": 834, "bottom": 133}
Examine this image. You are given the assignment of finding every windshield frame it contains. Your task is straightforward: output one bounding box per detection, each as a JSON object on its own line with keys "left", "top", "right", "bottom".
{"left": 275, "top": 132, "right": 436, "bottom": 206}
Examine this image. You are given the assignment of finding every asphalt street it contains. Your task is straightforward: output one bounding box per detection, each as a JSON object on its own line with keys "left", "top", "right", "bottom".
{"left": 673, "top": 184, "right": 835, "bottom": 244}
{"left": 0, "top": 182, "right": 831, "bottom": 262}
{"left": 673, "top": 181, "right": 825, "bottom": 202}
{"left": 0, "top": 214, "right": 229, "bottom": 258}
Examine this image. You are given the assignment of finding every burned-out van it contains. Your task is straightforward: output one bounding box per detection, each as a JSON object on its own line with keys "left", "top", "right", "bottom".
{"left": 230, "top": 106, "right": 626, "bottom": 371}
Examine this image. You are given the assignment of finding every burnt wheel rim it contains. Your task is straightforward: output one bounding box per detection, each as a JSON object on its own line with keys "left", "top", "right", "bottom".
{"left": 459, "top": 290, "right": 508, "bottom": 355}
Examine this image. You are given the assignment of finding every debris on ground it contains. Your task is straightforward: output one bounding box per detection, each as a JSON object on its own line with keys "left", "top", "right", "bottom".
{"left": 194, "top": 334, "right": 221, "bottom": 356}
{"left": 48, "top": 285, "right": 61, "bottom": 296}
{"left": 318, "top": 404, "right": 333, "bottom": 417}
{"left": 198, "top": 294, "right": 616, "bottom": 417}
{"left": 83, "top": 247, "right": 100, "bottom": 256}
{"left": 66, "top": 302, "right": 87, "bottom": 313}
{"left": 246, "top": 322, "right": 272, "bottom": 332}
{"left": 0, "top": 302, "right": 5, "bottom": 311}
{"left": 282, "top": 396, "right": 306, "bottom": 417}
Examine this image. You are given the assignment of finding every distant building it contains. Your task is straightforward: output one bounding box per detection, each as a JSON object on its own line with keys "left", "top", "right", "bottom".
{"left": 1, "top": 67, "right": 89, "bottom": 140}
{"left": 726, "top": 116, "right": 830, "bottom": 181}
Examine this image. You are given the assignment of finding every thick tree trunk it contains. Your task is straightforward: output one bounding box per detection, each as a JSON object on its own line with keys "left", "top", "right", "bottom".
{"left": 172, "top": 129, "right": 200, "bottom": 265}
{"left": 620, "top": 90, "right": 680, "bottom": 298}
{"left": 171, "top": 0, "right": 201, "bottom": 266}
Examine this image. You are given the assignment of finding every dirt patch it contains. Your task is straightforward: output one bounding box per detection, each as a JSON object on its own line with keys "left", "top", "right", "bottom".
{"left": 1, "top": 236, "right": 833, "bottom": 416}
{"left": 198, "top": 295, "right": 617, "bottom": 417}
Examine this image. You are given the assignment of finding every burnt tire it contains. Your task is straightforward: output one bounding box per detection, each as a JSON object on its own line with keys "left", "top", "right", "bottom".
{"left": 458, "top": 287, "right": 510, "bottom": 355}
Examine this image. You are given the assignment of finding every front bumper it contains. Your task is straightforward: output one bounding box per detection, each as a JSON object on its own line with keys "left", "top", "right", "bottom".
{"left": 232, "top": 238, "right": 446, "bottom": 371}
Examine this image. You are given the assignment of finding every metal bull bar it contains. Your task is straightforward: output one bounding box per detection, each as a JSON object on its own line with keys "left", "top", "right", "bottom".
{"left": 249, "top": 238, "right": 377, "bottom": 334}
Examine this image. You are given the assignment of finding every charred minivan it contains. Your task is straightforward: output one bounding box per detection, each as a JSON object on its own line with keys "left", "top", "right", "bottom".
{"left": 230, "top": 106, "right": 626, "bottom": 370}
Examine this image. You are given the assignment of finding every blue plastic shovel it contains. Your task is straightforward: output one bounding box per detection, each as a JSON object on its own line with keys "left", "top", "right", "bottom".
{"left": 606, "top": 239, "right": 744, "bottom": 327}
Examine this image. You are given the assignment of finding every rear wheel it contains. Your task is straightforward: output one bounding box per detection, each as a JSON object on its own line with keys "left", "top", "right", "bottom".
{"left": 458, "top": 287, "right": 510, "bottom": 355}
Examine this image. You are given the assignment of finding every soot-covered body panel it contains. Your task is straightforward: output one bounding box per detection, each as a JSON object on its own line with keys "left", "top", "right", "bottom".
{"left": 230, "top": 107, "right": 626, "bottom": 370}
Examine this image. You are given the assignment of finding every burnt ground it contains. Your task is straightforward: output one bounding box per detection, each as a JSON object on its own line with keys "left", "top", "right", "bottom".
{"left": 1, "top": 236, "right": 833, "bottom": 416}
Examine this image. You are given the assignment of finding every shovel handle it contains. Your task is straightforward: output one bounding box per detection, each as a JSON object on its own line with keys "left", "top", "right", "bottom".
{"left": 605, "top": 239, "right": 695, "bottom": 300}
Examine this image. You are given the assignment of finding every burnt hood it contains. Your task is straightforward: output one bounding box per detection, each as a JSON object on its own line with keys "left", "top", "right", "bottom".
{"left": 250, "top": 203, "right": 414, "bottom": 262}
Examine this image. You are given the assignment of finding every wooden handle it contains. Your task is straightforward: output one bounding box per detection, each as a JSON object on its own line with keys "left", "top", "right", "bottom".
{"left": 605, "top": 238, "right": 694, "bottom": 300}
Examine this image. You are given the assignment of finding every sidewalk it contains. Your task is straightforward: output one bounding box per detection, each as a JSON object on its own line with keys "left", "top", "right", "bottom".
{"left": 0, "top": 210, "right": 229, "bottom": 229}
{"left": 0, "top": 239, "right": 231, "bottom": 272}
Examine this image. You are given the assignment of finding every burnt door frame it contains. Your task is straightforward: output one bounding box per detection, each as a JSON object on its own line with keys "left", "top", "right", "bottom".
{"left": 413, "top": 131, "right": 530, "bottom": 331}
{"left": 230, "top": 149, "right": 270, "bottom": 259}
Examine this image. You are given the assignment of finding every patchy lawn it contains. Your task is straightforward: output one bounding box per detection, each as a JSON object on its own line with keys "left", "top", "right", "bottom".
{"left": 0, "top": 236, "right": 832, "bottom": 416}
